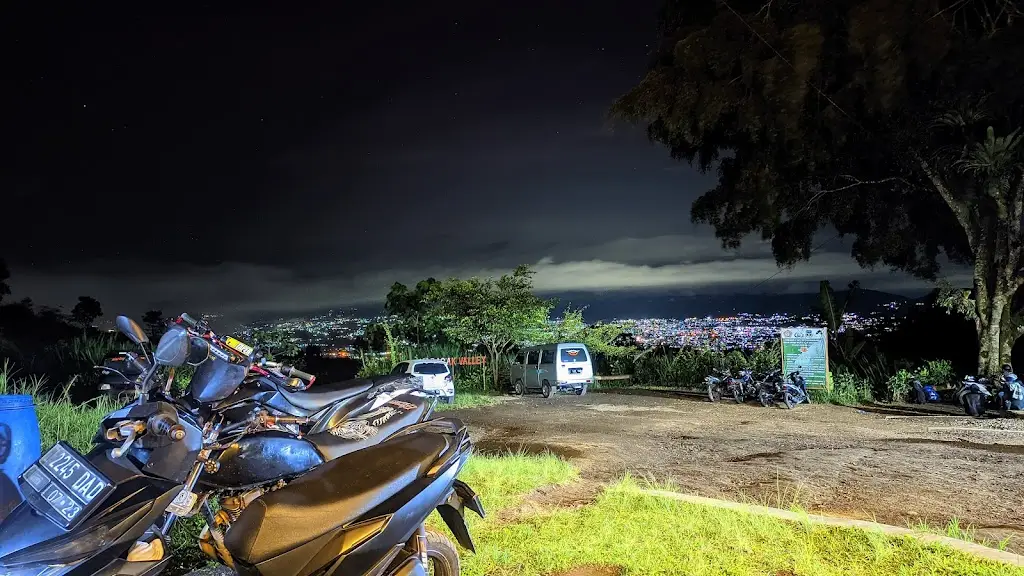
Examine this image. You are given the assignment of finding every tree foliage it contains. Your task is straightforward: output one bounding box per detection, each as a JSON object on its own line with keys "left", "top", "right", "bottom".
{"left": 424, "top": 265, "right": 552, "bottom": 389}
{"left": 613, "top": 0, "right": 1024, "bottom": 373}
{"left": 549, "top": 308, "right": 636, "bottom": 360}
{"left": 384, "top": 279, "right": 444, "bottom": 344}
{"left": 142, "top": 310, "right": 166, "bottom": 341}
{"left": 0, "top": 258, "right": 10, "bottom": 304}
{"left": 71, "top": 296, "right": 103, "bottom": 328}
{"left": 250, "top": 327, "right": 300, "bottom": 362}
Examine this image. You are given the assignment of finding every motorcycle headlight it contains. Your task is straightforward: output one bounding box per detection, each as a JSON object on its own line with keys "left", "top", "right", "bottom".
{"left": 0, "top": 513, "right": 124, "bottom": 572}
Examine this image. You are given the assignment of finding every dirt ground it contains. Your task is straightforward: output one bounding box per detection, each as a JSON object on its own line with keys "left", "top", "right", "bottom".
{"left": 452, "top": 390, "right": 1024, "bottom": 551}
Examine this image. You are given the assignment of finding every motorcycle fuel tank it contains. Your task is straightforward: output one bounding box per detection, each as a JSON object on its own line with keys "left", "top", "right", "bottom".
{"left": 199, "top": 431, "right": 324, "bottom": 490}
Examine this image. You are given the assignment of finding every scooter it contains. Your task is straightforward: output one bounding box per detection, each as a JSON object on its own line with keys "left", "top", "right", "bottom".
{"left": 0, "top": 316, "right": 483, "bottom": 576}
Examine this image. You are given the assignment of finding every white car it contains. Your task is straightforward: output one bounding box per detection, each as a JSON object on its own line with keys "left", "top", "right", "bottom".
{"left": 391, "top": 358, "right": 455, "bottom": 403}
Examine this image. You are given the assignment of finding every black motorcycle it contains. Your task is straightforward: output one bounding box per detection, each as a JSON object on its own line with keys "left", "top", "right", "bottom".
{"left": 0, "top": 316, "right": 483, "bottom": 576}
{"left": 757, "top": 370, "right": 809, "bottom": 409}
{"left": 706, "top": 369, "right": 755, "bottom": 404}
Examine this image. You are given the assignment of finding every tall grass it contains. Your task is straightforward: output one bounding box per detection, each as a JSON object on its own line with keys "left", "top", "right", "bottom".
{"left": 629, "top": 343, "right": 782, "bottom": 390}
{"left": 1, "top": 360, "right": 116, "bottom": 453}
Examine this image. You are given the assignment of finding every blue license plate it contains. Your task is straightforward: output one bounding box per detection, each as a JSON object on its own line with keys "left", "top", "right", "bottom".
{"left": 20, "top": 441, "right": 115, "bottom": 530}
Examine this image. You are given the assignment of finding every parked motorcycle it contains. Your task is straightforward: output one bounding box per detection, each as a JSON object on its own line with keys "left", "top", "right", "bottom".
{"left": 956, "top": 375, "right": 993, "bottom": 416}
{"left": 706, "top": 369, "right": 754, "bottom": 404}
{"left": 755, "top": 369, "right": 784, "bottom": 407}
{"left": 0, "top": 316, "right": 483, "bottom": 576}
{"left": 758, "top": 370, "right": 809, "bottom": 409}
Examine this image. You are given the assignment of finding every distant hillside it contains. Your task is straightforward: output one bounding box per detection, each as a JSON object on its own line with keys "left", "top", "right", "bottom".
{"left": 549, "top": 289, "right": 909, "bottom": 322}
{"left": 267, "top": 289, "right": 912, "bottom": 326}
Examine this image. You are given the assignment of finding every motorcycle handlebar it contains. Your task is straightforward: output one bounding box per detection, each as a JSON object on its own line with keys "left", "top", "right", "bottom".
{"left": 179, "top": 313, "right": 199, "bottom": 328}
{"left": 281, "top": 365, "right": 315, "bottom": 383}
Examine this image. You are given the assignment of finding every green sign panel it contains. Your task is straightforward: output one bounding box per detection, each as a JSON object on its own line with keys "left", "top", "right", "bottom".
{"left": 780, "top": 326, "right": 830, "bottom": 390}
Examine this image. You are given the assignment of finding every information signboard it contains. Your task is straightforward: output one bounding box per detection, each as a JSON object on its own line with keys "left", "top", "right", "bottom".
{"left": 780, "top": 327, "right": 830, "bottom": 390}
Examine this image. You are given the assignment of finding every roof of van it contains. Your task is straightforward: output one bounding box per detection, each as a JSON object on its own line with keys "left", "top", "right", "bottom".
{"left": 520, "top": 342, "right": 588, "bottom": 350}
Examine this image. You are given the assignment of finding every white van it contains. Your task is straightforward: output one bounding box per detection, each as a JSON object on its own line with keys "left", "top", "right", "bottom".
{"left": 510, "top": 342, "right": 593, "bottom": 398}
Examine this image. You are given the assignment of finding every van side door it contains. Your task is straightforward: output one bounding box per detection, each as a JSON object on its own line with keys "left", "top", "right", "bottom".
{"left": 523, "top": 350, "right": 541, "bottom": 390}
{"left": 510, "top": 352, "right": 526, "bottom": 384}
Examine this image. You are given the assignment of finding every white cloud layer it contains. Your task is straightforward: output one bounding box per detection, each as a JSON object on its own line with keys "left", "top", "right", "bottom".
{"left": 8, "top": 234, "right": 971, "bottom": 322}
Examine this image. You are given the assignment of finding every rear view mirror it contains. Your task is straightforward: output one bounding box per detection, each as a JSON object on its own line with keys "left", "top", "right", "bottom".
{"left": 153, "top": 325, "right": 190, "bottom": 367}
{"left": 116, "top": 316, "right": 150, "bottom": 346}
{"left": 187, "top": 337, "right": 211, "bottom": 365}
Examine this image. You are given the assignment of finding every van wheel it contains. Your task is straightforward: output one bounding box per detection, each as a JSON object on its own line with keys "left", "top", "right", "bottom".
{"left": 576, "top": 385, "right": 587, "bottom": 396}
{"left": 513, "top": 379, "right": 525, "bottom": 395}
{"left": 542, "top": 381, "right": 553, "bottom": 398}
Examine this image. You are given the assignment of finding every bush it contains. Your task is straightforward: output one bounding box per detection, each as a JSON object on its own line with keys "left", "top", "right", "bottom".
{"left": 916, "top": 359, "right": 955, "bottom": 388}
{"left": 812, "top": 370, "right": 873, "bottom": 405}
{"left": 885, "top": 369, "right": 916, "bottom": 402}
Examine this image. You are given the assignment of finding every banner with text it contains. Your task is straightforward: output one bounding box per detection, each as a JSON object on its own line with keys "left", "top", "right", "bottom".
{"left": 780, "top": 327, "right": 830, "bottom": 390}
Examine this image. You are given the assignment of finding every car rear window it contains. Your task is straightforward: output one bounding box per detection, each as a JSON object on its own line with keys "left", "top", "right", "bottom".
{"left": 413, "top": 362, "right": 449, "bottom": 375}
{"left": 560, "top": 348, "right": 588, "bottom": 362}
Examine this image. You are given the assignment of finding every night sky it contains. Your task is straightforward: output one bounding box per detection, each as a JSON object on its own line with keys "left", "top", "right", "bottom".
{"left": 3, "top": 1, "right": 962, "bottom": 324}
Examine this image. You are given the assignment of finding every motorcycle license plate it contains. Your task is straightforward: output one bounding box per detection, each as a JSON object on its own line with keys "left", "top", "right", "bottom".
{"left": 19, "top": 442, "right": 115, "bottom": 530}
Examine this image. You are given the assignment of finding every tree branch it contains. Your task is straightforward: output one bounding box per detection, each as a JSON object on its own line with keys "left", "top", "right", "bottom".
{"left": 915, "top": 153, "right": 978, "bottom": 251}
{"left": 793, "top": 175, "right": 910, "bottom": 219}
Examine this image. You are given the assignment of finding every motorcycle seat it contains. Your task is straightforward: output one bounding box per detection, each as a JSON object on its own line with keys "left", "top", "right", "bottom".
{"left": 308, "top": 396, "right": 430, "bottom": 460}
{"left": 278, "top": 378, "right": 375, "bottom": 411}
{"left": 224, "top": 430, "right": 448, "bottom": 566}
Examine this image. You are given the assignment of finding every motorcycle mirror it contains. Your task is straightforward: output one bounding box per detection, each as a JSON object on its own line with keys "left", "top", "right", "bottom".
{"left": 153, "top": 324, "right": 191, "bottom": 367}
{"left": 116, "top": 316, "right": 150, "bottom": 346}
{"left": 187, "top": 336, "right": 211, "bottom": 364}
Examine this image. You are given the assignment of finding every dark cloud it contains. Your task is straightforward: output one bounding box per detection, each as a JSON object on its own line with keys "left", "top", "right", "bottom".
{"left": 3, "top": 0, "right": 960, "bottom": 323}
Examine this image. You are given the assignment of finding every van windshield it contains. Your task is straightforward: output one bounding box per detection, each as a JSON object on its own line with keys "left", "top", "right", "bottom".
{"left": 560, "top": 348, "right": 588, "bottom": 363}
{"left": 413, "top": 362, "right": 449, "bottom": 375}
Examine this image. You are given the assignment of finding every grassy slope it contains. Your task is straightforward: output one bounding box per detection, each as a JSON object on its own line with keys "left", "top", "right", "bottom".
{"left": 458, "top": 477, "right": 1024, "bottom": 576}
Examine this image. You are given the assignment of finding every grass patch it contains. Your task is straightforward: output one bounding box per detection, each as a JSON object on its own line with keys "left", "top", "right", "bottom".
{"left": 458, "top": 477, "right": 1024, "bottom": 576}
{"left": 456, "top": 449, "right": 578, "bottom": 514}
{"left": 909, "top": 517, "right": 1014, "bottom": 552}
{"left": 434, "top": 391, "right": 505, "bottom": 412}
{"left": 1, "top": 360, "right": 116, "bottom": 453}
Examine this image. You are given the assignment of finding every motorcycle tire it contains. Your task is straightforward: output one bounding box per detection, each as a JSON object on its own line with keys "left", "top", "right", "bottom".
{"left": 758, "top": 391, "right": 773, "bottom": 408}
{"left": 708, "top": 383, "right": 722, "bottom": 402}
{"left": 391, "top": 528, "right": 460, "bottom": 576}
{"left": 733, "top": 386, "right": 744, "bottom": 404}
{"left": 784, "top": 392, "right": 795, "bottom": 410}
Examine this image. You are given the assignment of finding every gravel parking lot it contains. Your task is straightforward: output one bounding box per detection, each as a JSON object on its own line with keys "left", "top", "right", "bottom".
{"left": 451, "top": 390, "right": 1024, "bottom": 551}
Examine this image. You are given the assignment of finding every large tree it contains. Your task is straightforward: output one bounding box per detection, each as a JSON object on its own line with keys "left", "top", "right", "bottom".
{"left": 384, "top": 278, "right": 442, "bottom": 344}
{"left": 71, "top": 296, "right": 103, "bottom": 329}
{"left": 612, "top": 0, "right": 1023, "bottom": 375}
{"left": 424, "top": 265, "right": 552, "bottom": 389}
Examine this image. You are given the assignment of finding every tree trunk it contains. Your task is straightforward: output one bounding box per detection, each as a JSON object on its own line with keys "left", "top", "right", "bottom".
{"left": 485, "top": 342, "right": 500, "bottom": 391}
{"left": 984, "top": 296, "right": 1006, "bottom": 375}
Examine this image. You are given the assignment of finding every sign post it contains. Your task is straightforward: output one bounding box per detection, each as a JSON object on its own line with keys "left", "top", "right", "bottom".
{"left": 780, "top": 327, "right": 831, "bottom": 390}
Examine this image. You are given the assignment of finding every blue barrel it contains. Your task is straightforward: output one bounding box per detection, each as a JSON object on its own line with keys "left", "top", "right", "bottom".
{"left": 0, "top": 395, "right": 41, "bottom": 520}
